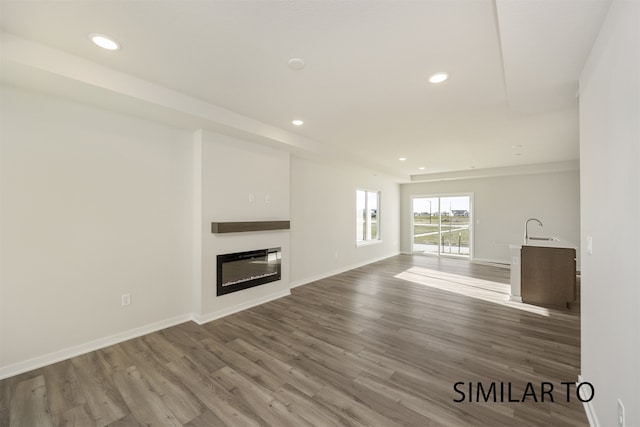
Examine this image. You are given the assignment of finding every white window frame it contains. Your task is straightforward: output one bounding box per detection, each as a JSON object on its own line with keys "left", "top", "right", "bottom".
{"left": 357, "top": 189, "right": 382, "bottom": 246}
{"left": 409, "top": 192, "right": 474, "bottom": 258}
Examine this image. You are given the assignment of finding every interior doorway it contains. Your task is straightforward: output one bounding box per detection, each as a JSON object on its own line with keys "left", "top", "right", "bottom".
{"left": 411, "top": 194, "right": 472, "bottom": 258}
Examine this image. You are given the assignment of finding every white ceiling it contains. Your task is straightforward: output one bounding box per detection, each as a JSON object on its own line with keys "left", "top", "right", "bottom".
{"left": 0, "top": 0, "right": 611, "bottom": 180}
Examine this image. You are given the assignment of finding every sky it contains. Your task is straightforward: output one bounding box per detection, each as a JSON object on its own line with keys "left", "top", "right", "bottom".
{"left": 412, "top": 196, "right": 470, "bottom": 214}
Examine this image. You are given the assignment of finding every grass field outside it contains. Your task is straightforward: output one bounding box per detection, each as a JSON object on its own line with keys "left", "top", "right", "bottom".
{"left": 413, "top": 215, "right": 470, "bottom": 250}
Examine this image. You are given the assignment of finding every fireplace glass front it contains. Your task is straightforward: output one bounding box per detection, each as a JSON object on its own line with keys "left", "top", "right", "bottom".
{"left": 216, "top": 247, "right": 282, "bottom": 296}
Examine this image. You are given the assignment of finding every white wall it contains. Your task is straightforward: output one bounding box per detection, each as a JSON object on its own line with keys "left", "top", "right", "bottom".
{"left": 579, "top": 1, "right": 640, "bottom": 425}
{"left": 0, "top": 84, "right": 403, "bottom": 377}
{"left": 0, "top": 84, "right": 193, "bottom": 372}
{"left": 290, "top": 156, "right": 401, "bottom": 285}
{"left": 193, "top": 130, "right": 291, "bottom": 321}
{"left": 400, "top": 171, "right": 581, "bottom": 265}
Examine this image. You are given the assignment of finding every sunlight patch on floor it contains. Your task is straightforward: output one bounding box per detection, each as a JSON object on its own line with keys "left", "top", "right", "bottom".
{"left": 395, "top": 266, "right": 551, "bottom": 316}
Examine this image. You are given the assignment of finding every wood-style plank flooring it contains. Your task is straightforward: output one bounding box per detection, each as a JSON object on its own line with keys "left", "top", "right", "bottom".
{"left": 0, "top": 255, "right": 587, "bottom": 426}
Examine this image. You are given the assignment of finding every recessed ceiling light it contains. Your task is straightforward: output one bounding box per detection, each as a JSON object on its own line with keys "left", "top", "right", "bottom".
{"left": 429, "top": 72, "right": 449, "bottom": 84}
{"left": 292, "top": 119, "right": 304, "bottom": 126}
{"left": 511, "top": 144, "right": 523, "bottom": 149}
{"left": 90, "top": 33, "right": 120, "bottom": 50}
{"left": 418, "top": 166, "right": 425, "bottom": 170}
{"left": 513, "top": 153, "right": 522, "bottom": 156}
{"left": 399, "top": 157, "right": 407, "bottom": 161}
{"left": 288, "top": 58, "right": 305, "bottom": 70}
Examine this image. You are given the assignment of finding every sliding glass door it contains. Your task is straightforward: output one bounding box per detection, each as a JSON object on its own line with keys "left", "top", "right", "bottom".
{"left": 412, "top": 197, "right": 440, "bottom": 255}
{"left": 412, "top": 195, "right": 472, "bottom": 258}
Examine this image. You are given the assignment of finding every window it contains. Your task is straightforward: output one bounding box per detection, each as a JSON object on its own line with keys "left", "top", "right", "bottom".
{"left": 411, "top": 194, "right": 472, "bottom": 258}
{"left": 357, "top": 189, "right": 380, "bottom": 244}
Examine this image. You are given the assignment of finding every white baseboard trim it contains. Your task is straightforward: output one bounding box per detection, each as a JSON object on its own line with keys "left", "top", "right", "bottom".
{"left": 399, "top": 254, "right": 511, "bottom": 269}
{"left": 1, "top": 255, "right": 407, "bottom": 380}
{"left": 578, "top": 375, "right": 600, "bottom": 427}
{"left": 289, "top": 251, "right": 401, "bottom": 289}
{"left": 191, "top": 289, "right": 291, "bottom": 325}
{"left": 471, "top": 257, "right": 511, "bottom": 268}
{"left": 509, "top": 295, "right": 523, "bottom": 302}
{"left": 0, "top": 313, "right": 193, "bottom": 380}
{"left": 0, "top": 287, "right": 294, "bottom": 380}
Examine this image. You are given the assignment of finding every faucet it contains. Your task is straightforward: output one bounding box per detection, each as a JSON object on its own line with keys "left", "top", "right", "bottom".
{"left": 524, "top": 218, "right": 543, "bottom": 243}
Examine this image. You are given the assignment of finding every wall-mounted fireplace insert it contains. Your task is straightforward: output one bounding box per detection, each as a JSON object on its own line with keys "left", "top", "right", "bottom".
{"left": 216, "top": 247, "right": 282, "bottom": 296}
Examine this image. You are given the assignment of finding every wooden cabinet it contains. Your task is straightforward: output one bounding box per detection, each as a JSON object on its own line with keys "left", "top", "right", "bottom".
{"left": 521, "top": 246, "right": 576, "bottom": 308}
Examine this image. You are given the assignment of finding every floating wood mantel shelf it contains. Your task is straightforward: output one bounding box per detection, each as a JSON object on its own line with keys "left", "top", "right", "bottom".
{"left": 211, "top": 221, "right": 290, "bottom": 234}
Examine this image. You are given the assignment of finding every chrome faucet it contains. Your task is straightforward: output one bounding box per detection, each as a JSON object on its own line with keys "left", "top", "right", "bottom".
{"left": 524, "top": 218, "right": 543, "bottom": 243}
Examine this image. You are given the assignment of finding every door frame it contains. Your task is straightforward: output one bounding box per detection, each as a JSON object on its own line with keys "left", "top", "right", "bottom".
{"left": 409, "top": 192, "right": 474, "bottom": 259}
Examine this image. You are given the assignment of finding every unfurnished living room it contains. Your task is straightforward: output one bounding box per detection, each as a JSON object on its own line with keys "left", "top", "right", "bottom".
{"left": 0, "top": 1, "right": 638, "bottom": 426}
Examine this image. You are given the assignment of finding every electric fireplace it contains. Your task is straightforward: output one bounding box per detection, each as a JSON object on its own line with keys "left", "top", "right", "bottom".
{"left": 216, "top": 247, "right": 282, "bottom": 296}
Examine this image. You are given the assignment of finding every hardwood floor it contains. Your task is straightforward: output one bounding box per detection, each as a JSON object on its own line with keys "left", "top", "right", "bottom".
{"left": 0, "top": 255, "right": 587, "bottom": 426}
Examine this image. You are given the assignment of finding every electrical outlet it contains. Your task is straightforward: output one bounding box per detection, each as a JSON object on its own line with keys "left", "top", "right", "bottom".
{"left": 265, "top": 194, "right": 271, "bottom": 204}
{"left": 121, "top": 294, "right": 131, "bottom": 306}
{"left": 617, "top": 399, "right": 625, "bottom": 427}
{"left": 249, "top": 193, "right": 254, "bottom": 203}
{"left": 586, "top": 235, "right": 593, "bottom": 255}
